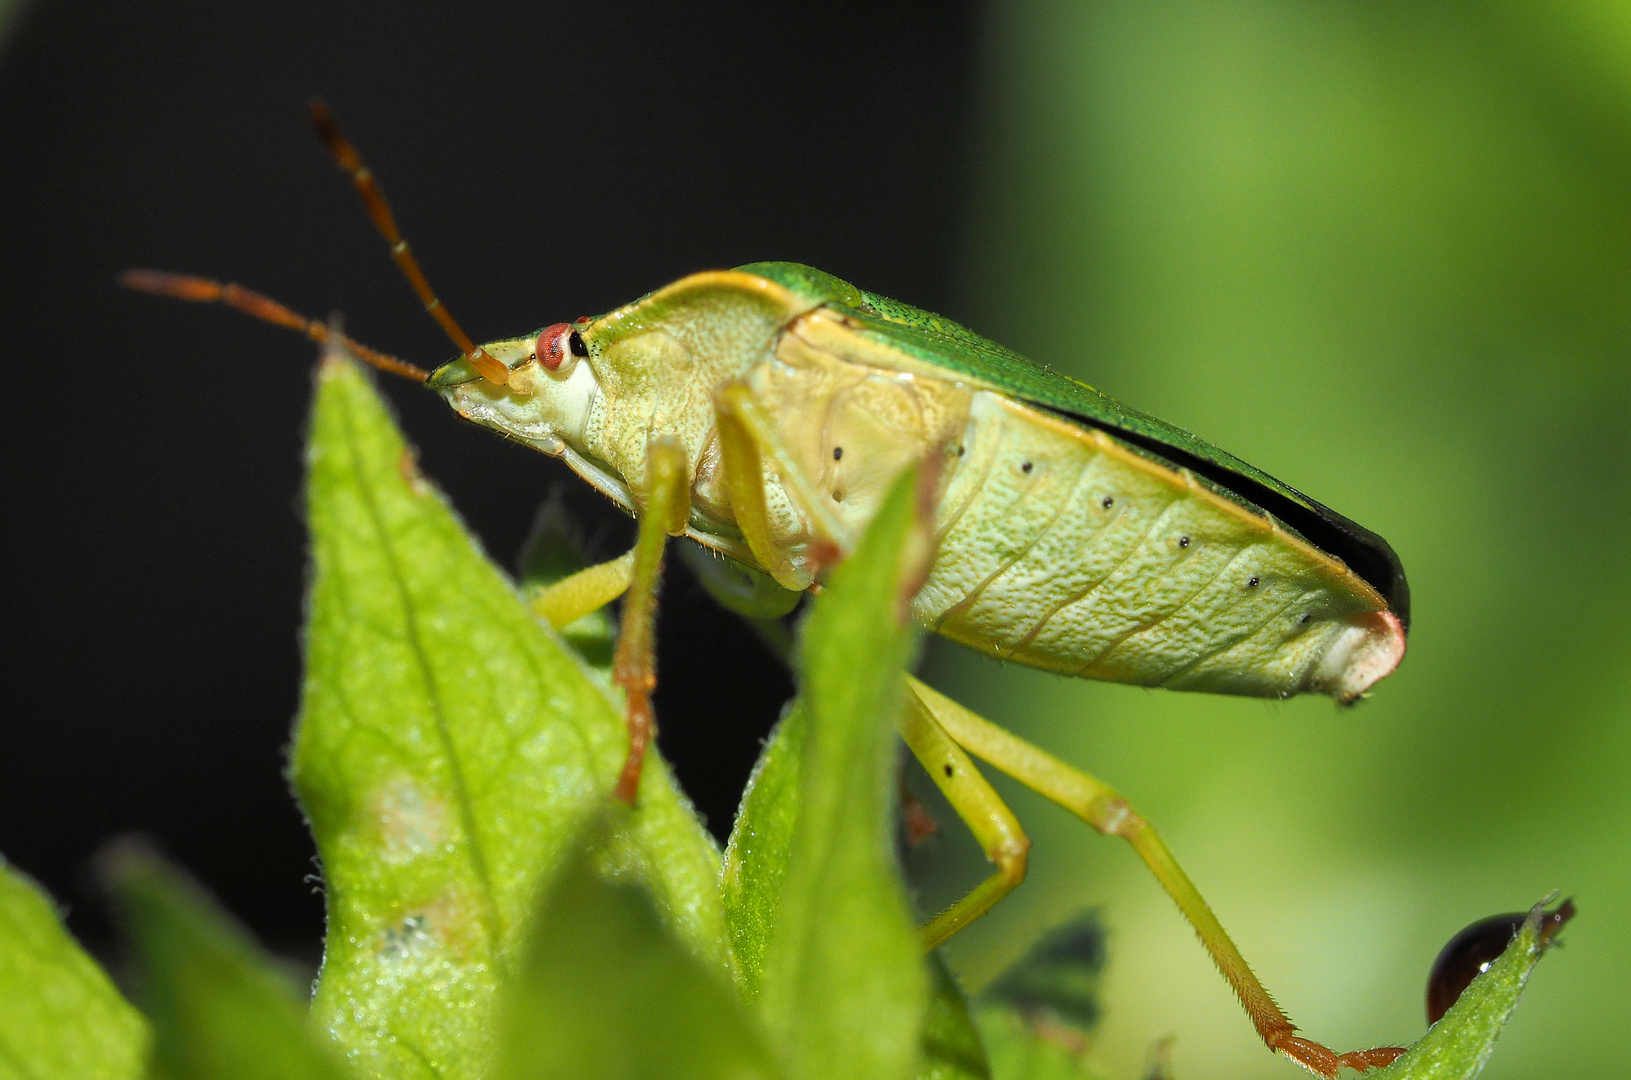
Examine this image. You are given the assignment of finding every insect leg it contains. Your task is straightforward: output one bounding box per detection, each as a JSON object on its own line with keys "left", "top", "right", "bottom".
{"left": 611, "top": 436, "right": 692, "bottom": 804}
{"left": 898, "top": 686, "right": 1030, "bottom": 949}
{"left": 527, "top": 550, "right": 636, "bottom": 629}
{"left": 714, "top": 381, "right": 849, "bottom": 586}
{"left": 904, "top": 675, "right": 1406, "bottom": 1079}
{"left": 713, "top": 390, "right": 801, "bottom": 589}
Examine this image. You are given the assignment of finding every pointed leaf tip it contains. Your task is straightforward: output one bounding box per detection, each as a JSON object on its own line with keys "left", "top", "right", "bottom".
{"left": 1372, "top": 896, "right": 1573, "bottom": 1080}
{"left": 501, "top": 839, "right": 779, "bottom": 1080}
{"left": 102, "top": 841, "right": 348, "bottom": 1080}
{"left": 758, "top": 467, "right": 930, "bottom": 1080}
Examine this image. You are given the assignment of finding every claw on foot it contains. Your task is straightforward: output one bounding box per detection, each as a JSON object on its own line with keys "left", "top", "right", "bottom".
{"left": 1272, "top": 1034, "right": 1405, "bottom": 1078}
{"left": 1340, "top": 1047, "right": 1406, "bottom": 1072}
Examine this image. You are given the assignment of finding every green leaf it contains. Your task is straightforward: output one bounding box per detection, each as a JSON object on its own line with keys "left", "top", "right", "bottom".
{"left": 918, "top": 953, "right": 991, "bottom": 1080}
{"left": 725, "top": 710, "right": 983, "bottom": 1080}
{"left": 499, "top": 836, "right": 779, "bottom": 1080}
{"left": 1371, "top": 900, "right": 1568, "bottom": 1080}
{"left": 291, "top": 351, "right": 725, "bottom": 1080}
{"left": 980, "top": 917, "right": 1105, "bottom": 1044}
{"left": 102, "top": 843, "right": 346, "bottom": 1080}
{"left": 972, "top": 915, "right": 1108, "bottom": 1080}
{"left": 757, "top": 467, "right": 930, "bottom": 1080}
{"left": 721, "top": 703, "right": 806, "bottom": 1001}
{"left": 970, "top": 1013, "right": 1110, "bottom": 1080}
{"left": 0, "top": 856, "right": 147, "bottom": 1080}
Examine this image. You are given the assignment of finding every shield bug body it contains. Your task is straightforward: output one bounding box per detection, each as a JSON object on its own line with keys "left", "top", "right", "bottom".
{"left": 434, "top": 260, "right": 1406, "bottom": 702}
{"left": 126, "top": 105, "right": 1409, "bottom": 1078}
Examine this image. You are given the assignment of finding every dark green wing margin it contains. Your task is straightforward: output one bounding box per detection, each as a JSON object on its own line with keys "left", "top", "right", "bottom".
{"left": 737, "top": 261, "right": 1409, "bottom": 627}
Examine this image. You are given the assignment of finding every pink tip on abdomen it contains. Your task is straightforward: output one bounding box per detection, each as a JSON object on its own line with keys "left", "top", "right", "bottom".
{"left": 1312, "top": 610, "right": 1407, "bottom": 703}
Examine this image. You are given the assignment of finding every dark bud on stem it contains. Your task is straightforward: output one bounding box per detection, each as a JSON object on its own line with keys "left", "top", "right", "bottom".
{"left": 1426, "top": 898, "right": 1575, "bottom": 1024}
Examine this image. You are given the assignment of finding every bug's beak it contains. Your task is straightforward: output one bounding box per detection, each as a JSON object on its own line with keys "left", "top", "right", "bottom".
{"left": 427, "top": 357, "right": 481, "bottom": 389}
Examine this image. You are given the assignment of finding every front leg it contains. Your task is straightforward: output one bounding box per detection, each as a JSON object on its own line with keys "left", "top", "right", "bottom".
{"left": 612, "top": 436, "right": 692, "bottom": 804}
{"left": 713, "top": 378, "right": 850, "bottom": 591}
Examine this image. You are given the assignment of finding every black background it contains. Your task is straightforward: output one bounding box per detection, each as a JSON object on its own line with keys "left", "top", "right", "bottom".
{"left": 0, "top": 0, "right": 979, "bottom": 953}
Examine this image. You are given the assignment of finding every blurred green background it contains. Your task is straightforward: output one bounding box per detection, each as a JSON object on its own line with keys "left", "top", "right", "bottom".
{"left": 915, "top": 2, "right": 1631, "bottom": 1078}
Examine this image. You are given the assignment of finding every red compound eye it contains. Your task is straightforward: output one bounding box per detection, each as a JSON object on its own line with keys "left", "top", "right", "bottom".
{"left": 535, "top": 323, "right": 572, "bottom": 371}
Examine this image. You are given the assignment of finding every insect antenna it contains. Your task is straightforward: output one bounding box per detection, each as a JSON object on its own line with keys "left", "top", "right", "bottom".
{"left": 120, "top": 269, "right": 430, "bottom": 383}
{"left": 307, "top": 100, "right": 510, "bottom": 386}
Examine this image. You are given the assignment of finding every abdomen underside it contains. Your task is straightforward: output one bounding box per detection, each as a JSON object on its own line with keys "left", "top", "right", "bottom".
{"left": 749, "top": 320, "right": 1390, "bottom": 699}
{"left": 917, "top": 394, "right": 1388, "bottom": 698}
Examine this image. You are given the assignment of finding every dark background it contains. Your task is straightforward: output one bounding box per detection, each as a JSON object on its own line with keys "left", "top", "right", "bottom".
{"left": 0, "top": 0, "right": 979, "bottom": 953}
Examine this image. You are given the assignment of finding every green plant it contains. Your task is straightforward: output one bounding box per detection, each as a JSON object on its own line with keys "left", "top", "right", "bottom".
{"left": 0, "top": 351, "right": 1564, "bottom": 1079}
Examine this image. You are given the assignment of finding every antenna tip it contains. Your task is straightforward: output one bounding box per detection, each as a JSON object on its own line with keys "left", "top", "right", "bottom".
{"left": 307, "top": 99, "right": 354, "bottom": 169}
{"left": 120, "top": 269, "right": 223, "bottom": 302}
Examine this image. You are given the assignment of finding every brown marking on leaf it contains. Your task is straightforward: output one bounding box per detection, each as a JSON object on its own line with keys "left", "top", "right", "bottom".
{"left": 367, "top": 774, "right": 450, "bottom": 863}
{"left": 377, "top": 886, "right": 486, "bottom": 962}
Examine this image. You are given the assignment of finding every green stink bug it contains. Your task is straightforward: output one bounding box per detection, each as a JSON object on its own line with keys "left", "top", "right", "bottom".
{"left": 430, "top": 259, "right": 1406, "bottom": 701}
{"left": 125, "top": 104, "right": 1408, "bottom": 1078}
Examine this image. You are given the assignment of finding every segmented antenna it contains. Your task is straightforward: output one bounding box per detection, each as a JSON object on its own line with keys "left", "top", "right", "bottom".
{"left": 307, "top": 100, "right": 510, "bottom": 386}
{"left": 120, "top": 269, "right": 430, "bottom": 382}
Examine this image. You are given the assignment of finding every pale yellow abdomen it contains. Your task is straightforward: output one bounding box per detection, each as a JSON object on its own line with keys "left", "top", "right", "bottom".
{"left": 917, "top": 393, "right": 1393, "bottom": 698}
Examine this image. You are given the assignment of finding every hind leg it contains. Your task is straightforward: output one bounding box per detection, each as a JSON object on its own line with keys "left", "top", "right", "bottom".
{"left": 905, "top": 676, "right": 1405, "bottom": 1078}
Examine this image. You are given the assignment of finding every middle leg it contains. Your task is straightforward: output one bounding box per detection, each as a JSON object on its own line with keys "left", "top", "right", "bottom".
{"left": 897, "top": 687, "right": 1030, "bottom": 950}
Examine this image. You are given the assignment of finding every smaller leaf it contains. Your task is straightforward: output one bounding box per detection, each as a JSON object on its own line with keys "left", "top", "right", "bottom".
{"left": 981, "top": 916, "right": 1105, "bottom": 1040}
{"left": 972, "top": 1012, "right": 1113, "bottom": 1080}
{"left": 726, "top": 705, "right": 986, "bottom": 1080}
{"left": 102, "top": 842, "right": 350, "bottom": 1080}
{"left": 499, "top": 833, "right": 778, "bottom": 1080}
{"left": 0, "top": 855, "right": 148, "bottom": 1080}
{"left": 721, "top": 703, "right": 806, "bottom": 1001}
{"left": 757, "top": 467, "right": 931, "bottom": 1080}
{"left": 918, "top": 952, "right": 991, "bottom": 1080}
{"left": 1371, "top": 898, "right": 1571, "bottom": 1080}
{"left": 973, "top": 915, "right": 1110, "bottom": 1080}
